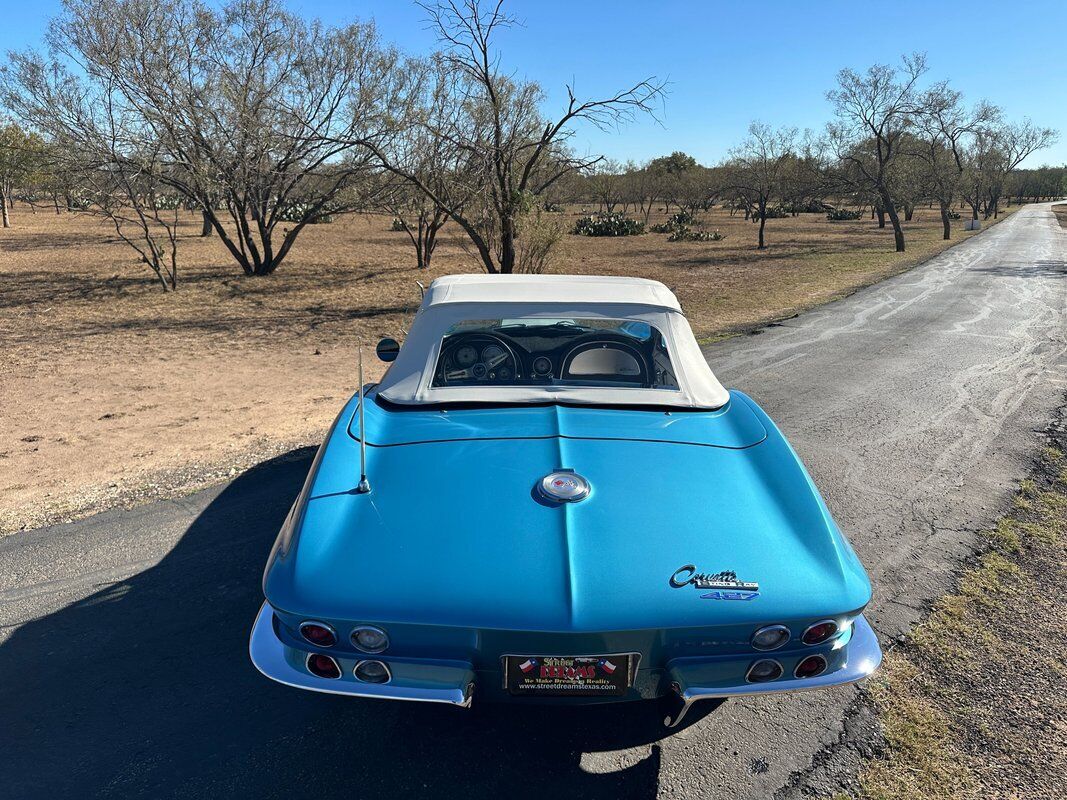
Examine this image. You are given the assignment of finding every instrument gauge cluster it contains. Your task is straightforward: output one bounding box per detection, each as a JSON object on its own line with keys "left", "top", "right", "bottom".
{"left": 532, "top": 356, "right": 553, "bottom": 377}
{"left": 455, "top": 346, "right": 478, "bottom": 367}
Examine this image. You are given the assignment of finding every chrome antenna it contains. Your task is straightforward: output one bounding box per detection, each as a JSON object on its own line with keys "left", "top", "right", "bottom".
{"left": 356, "top": 345, "right": 371, "bottom": 494}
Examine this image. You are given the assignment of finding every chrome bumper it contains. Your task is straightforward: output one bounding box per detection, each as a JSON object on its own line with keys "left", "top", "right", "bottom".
{"left": 663, "top": 614, "right": 882, "bottom": 727}
{"left": 248, "top": 602, "right": 475, "bottom": 707}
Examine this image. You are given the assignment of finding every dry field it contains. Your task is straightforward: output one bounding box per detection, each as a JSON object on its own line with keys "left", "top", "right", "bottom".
{"left": 0, "top": 202, "right": 1012, "bottom": 532}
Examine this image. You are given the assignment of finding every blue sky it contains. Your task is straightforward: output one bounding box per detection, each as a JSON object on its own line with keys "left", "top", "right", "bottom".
{"left": 5, "top": 0, "right": 1066, "bottom": 166}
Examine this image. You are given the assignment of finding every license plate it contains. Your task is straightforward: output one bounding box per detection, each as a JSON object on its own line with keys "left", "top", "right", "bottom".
{"left": 503, "top": 654, "right": 635, "bottom": 696}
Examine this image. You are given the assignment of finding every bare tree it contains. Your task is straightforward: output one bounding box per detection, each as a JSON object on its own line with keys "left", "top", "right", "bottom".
{"left": 0, "top": 121, "right": 45, "bottom": 227}
{"left": 957, "top": 120, "right": 1055, "bottom": 222}
{"left": 826, "top": 53, "right": 928, "bottom": 252}
{"left": 623, "top": 163, "right": 660, "bottom": 223}
{"left": 382, "top": 179, "right": 450, "bottom": 271}
{"left": 980, "top": 120, "right": 1058, "bottom": 218}
{"left": 778, "top": 136, "right": 828, "bottom": 215}
{"left": 647, "top": 151, "right": 697, "bottom": 215}
{"left": 368, "top": 0, "right": 665, "bottom": 274}
{"left": 588, "top": 159, "right": 625, "bottom": 213}
{"left": 673, "top": 165, "right": 715, "bottom": 214}
{"left": 3, "top": 0, "right": 407, "bottom": 277}
{"left": 24, "top": 93, "right": 181, "bottom": 288}
{"left": 725, "top": 122, "right": 797, "bottom": 248}
{"left": 90, "top": 158, "right": 182, "bottom": 291}
{"left": 910, "top": 87, "right": 996, "bottom": 239}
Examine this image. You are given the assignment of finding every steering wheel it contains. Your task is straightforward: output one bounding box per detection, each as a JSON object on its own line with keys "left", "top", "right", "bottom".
{"left": 438, "top": 334, "right": 520, "bottom": 384}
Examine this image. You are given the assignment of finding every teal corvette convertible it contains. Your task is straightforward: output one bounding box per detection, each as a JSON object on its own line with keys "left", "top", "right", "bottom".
{"left": 249, "top": 274, "right": 881, "bottom": 727}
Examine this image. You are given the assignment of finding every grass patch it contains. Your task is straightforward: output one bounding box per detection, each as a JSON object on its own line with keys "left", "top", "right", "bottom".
{"left": 852, "top": 437, "right": 1067, "bottom": 799}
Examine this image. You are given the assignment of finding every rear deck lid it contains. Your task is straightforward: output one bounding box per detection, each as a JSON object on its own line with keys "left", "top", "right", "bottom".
{"left": 349, "top": 390, "right": 766, "bottom": 449}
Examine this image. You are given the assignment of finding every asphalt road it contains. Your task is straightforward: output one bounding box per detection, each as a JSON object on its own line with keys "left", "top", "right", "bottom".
{"left": 1, "top": 205, "right": 1064, "bottom": 799}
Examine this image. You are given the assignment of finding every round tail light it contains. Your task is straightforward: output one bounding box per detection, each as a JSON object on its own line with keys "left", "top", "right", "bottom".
{"left": 354, "top": 660, "right": 391, "bottom": 684}
{"left": 351, "top": 625, "right": 389, "bottom": 654}
{"left": 306, "top": 653, "right": 341, "bottom": 679}
{"left": 300, "top": 621, "right": 337, "bottom": 647}
{"left": 751, "top": 624, "right": 790, "bottom": 651}
{"left": 802, "top": 620, "right": 838, "bottom": 645}
{"left": 795, "top": 654, "right": 828, "bottom": 679}
{"left": 746, "top": 659, "right": 784, "bottom": 683}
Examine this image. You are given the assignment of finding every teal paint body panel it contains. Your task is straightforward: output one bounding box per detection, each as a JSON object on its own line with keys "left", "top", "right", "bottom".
{"left": 253, "top": 388, "right": 879, "bottom": 709}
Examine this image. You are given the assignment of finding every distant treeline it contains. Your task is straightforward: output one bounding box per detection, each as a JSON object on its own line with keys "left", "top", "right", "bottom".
{"left": 0, "top": 1, "right": 1059, "bottom": 288}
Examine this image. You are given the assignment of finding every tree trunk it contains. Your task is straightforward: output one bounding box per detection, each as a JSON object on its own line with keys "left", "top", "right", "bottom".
{"left": 200, "top": 210, "right": 212, "bottom": 237}
{"left": 0, "top": 184, "right": 10, "bottom": 228}
{"left": 879, "top": 189, "right": 905, "bottom": 252}
{"left": 939, "top": 201, "right": 951, "bottom": 240}
{"left": 423, "top": 212, "right": 444, "bottom": 269}
{"left": 904, "top": 203, "right": 914, "bottom": 222}
{"left": 415, "top": 235, "right": 426, "bottom": 270}
{"left": 757, "top": 208, "right": 767, "bottom": 250}
{"left": 499, "top": 216, "right": 516, "bottom": 274}
{"left": 876, "top": 208, "right": 886, "bottom": 228}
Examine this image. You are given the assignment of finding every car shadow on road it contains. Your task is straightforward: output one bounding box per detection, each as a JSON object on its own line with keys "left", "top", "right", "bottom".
{"left": 0, "top": 449, "right": 720, "bottom": 800}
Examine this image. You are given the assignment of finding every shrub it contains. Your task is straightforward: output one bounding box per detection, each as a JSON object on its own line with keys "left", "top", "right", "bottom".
{"left": 783, "top": 200, "right": 831, "bottom": 214}
{"left": 826, "top": 208, "right": 862, "bottom": 221}
{"left": 650, "top": 210, "right": 696, "bottom": 234}
{"left": 667, "top": 226, "right": 725, "bottom": 242}
{"left": 152, "top": 194, "right": 184, "bottom": 211}
{"left": 948, "top": 210, "right": 961, "bottom": 220}
{"left": 571, "top": 213, "right": 644, "bottom": 237}
{"left": 541, "top": 201, "right": 564, "bottom": 213}
{"left": 764, "top": 206, "right": 789, "bottom": 219}
{"left": 390, "top": 217, "right": 406, "bottom": 231}
{"left": 516, "top": 208, "right": 567, "bottom": 274}
{"left": 277, "top": 202, "right": 334, "bottom": 223}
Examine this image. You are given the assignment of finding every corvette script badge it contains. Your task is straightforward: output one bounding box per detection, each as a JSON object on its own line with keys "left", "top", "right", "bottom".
{"left": 669, "top": 565, "right": 760, "bottom": 601}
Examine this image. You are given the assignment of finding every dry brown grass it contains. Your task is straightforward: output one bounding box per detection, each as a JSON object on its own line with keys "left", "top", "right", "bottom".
{"left": 850, "top": 445, "right": 1067, "bottom": 800}
{"left": 0, "top": 202, "right": 1012, "bottom": 531}
{"left": 1053, "top": 203, "right": 1067, "bottom": 230}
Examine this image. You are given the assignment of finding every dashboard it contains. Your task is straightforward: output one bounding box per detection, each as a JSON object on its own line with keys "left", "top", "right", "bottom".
{"left": 432, "top": 326, "right": 677, "bottom": 389}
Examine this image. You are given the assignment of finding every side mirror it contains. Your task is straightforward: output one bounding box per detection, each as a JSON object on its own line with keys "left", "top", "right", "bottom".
{"left": 376, "top": 338, "right": 400, "bottom": 363}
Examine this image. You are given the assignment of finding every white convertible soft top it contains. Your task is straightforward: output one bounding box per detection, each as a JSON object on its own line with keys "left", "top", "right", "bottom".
{"left": 376, "top": 274, "right": 730, "bottom": 409}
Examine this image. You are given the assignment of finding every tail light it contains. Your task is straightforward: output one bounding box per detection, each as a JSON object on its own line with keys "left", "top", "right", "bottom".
{"left": 802, "top": 620, "right": 838, "bottom": 645}
{"left": 351, "top": 625, "right": 389, "bottom": 654}
{"left": 746, "top": 659, "right": 784, "bottom": 683}
{"left": 354, "top": 660, "right": 391, "bottom": 684}
{"left": 300, "top": 621, "right": 337, "bottom": 647}
{"left": 795, "top": 654, "right": 828, "bottom": 679}
{"left": 306, "top": 653, "right": 341, "bottom": 679}
{"left": 751, "top": 624, "right": 790, "bottom": 651}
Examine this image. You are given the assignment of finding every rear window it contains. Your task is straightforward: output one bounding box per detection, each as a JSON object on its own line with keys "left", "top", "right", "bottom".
{"left": 430, "top": 318, "right": 680, "bottom": 390}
